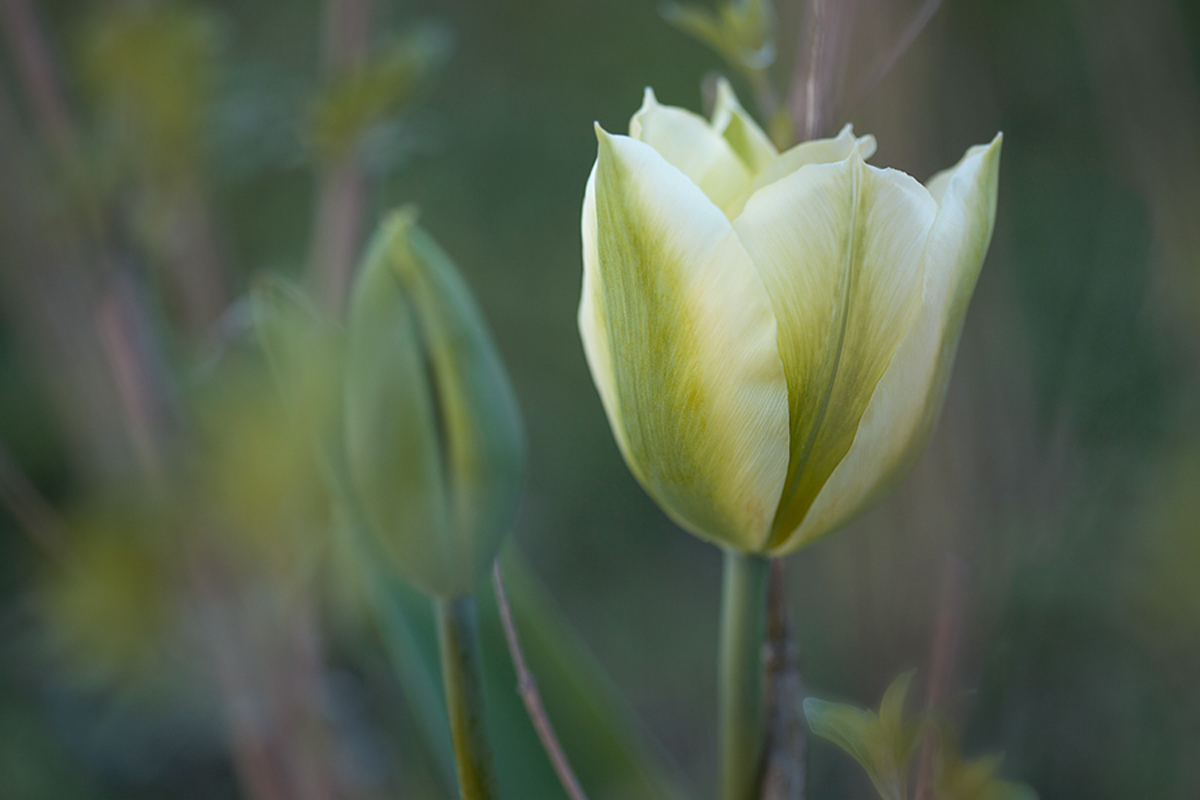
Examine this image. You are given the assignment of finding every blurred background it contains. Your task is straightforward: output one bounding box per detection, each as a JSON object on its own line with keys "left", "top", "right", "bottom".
{"left": 2, "top": 0, "right": 1199, "bottom": 798}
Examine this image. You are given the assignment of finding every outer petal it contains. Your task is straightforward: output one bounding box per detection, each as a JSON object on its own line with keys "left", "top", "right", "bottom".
{"left": 629, "top": 88, "right": 752, "bottom": 215}
{"left": 734, "top": 150, "right": 939, "bottom": 550}
{"left": 711, "top": 77, "right": 777, "bottom": 174}
{"left": 775, "top": 134, "right": 1002, "bottom": 553}
{"left": 579, "top": 126, "right": 789, "bottom": 551}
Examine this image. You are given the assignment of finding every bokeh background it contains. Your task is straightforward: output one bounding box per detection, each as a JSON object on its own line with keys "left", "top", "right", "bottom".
{"left": 2, "top": 0, "right": 1200, "bottom": 798}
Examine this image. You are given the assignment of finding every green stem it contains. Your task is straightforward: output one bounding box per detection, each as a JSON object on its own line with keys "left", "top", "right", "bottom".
{"left": 435, "top": 594, "right": 499, "bottom": 800}
{"left": 718, "top": 548, "right": 770, "bottom": 800}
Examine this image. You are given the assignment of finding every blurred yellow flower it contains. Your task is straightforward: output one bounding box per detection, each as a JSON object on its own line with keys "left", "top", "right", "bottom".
{"left": 579, "top": 81, "right": 1001, "bottom": 555}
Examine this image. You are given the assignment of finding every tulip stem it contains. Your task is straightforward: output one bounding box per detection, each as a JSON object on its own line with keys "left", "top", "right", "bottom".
{"left": 435, "top": 594, "right": 500, "bottom": 800}
{"left": 718, "top": 548, "right": 771, "bottom": 800}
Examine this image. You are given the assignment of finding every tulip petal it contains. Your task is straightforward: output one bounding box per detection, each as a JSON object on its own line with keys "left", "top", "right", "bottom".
{"left": 776, "top": 135, "right": 1002, "bottom": 552}
{"left": 725, "top": 124, "right": 877, "bottom": 218}
{"left": 580, "top": 126, "right": 789, "bottom": 551}
{"left": 734, "top": 151, "right": 939, "bottom": 549}
{"left": 711, "top": 77, "right": 777, "bottom": 174}
{"left": 749, "top": 124, "right": 876, "bottom": 196}
{"left": 629, "top": 87, "right": 753, "bottom": 215}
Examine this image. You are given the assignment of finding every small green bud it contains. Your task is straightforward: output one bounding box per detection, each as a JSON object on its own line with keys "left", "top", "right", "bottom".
{"left": 344, "top": 208, "right": 524, "bottom": 598}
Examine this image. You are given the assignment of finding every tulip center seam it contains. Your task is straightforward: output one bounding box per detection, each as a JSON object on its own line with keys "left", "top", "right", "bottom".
{"left": 767, "top": 158, "right": 862, "bottom": 549}
{"left": 394, "top": 242, "right": 460, "bottom": 577}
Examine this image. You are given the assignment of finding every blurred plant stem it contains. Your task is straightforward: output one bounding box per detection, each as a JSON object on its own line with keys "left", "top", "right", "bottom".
{"left": 786, "top": 0, "right": 854, "bottom": 142}
{"left": 309, "top": 0, "right": 372, "bottom": 316}
{"left": 718, "top": 549, "right": 769, "bottom": 800}
{"left": 436, "top": 594, "right": 500, "bottom": 800}
{"left": 492, "top": 559, "right": 591, "bottom": 800}
{"left": 194, "top": 558, "right": 342, "bottom": 800}
{"left": 0, "top": 436, "right": 66, "bottom": 560}
{"left": 0, "top": 0, "right": 74, "bottom": 154}
{"left": 842, "top": 0, "right": 942, "bottom": 112}
{"left": 913, "top": 556, "right": 968, "bottom": 800}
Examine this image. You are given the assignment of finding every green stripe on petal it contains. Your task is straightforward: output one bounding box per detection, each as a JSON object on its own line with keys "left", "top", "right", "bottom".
{"left": 734, "top": 152, "right": 938, "bottom": 550}
{"left": 775, "top": 134, "right": 1002, "bottom": 552}
{"left": 629, "top": 88, "right": 753, "bottom": 216}
{"left": 711, "top": 77, "right": 777, "bottom": 174}
{"left": 580, "top": 126, "right": 789, "bottom": 551}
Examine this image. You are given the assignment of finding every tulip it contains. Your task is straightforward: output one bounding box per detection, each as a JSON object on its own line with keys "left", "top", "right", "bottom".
{"left": 344, "top": 208, "right": 524, "bottom": 600}
{"left": 579, "top": 80, "right": 1001, "bottom": 556}
{"left": 344, "top": 209, "right": 523, "bottom": 800}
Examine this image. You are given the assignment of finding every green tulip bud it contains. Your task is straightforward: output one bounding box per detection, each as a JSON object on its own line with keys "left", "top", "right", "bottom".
{"left": 344, "top": 209, "right": 524, "bottom": 598}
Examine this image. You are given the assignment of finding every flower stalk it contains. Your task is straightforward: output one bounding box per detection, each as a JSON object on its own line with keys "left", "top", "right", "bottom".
{"left": 718, "top": 548, "right": 771, "bottom": 800}
{"left": 436, "top": 594, "right": 500, "bottom": 800}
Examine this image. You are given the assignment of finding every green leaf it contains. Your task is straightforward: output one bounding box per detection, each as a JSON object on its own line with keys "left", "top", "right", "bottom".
{"left": 803, "top": 670, "right": 925, "bottom": 800}
{"left": 310, "top": 24, "right": 452, "bottom": 160}
{"left": 931, "top": 718, "right": 1037, "bottom": 800}
{"left": 661, "top": 0, "right": 776, "bottom": 73}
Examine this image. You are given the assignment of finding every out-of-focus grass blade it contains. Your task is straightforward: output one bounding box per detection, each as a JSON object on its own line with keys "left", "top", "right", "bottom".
{"left": 372, "top": 571, "right": 457, "bottom": 791}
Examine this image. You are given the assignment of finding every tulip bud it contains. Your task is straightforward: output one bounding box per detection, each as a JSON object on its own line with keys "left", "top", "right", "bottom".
{"left": 344, "top": 209, "right": 524, "bottom": 598}
{"left": 580, "top": 83, "right": 1000, "bottom": 556}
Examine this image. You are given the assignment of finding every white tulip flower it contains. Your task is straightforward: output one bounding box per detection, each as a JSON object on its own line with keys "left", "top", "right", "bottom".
{"left": 580, "top": 81, "right": 1001, "bottom": 555}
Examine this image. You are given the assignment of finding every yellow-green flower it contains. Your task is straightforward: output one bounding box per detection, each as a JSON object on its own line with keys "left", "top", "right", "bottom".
{"left": 579, "top": 81, "right": 1001, "bottom": 555}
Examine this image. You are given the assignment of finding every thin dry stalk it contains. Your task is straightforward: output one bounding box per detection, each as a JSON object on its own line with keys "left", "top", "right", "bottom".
{"left": 491, "top": 560, "right": 591, "bottom": 800}
{"left": 759, "top": 559, "right": 806, "bottom": 800}
{"left": 309, "top": 0, "right": 373, "bottom": 316}
{"left": 0, "top": 0, "right": 74, "bottom": 153}
{"left": 846, "top": 0, "right": 943, "bottom": 111}
{"left": 95, "top": 277, "right": 172, "bottom": 477}
{"left": 0, "top": 437, "right": 67, "bottom": 560}
{"left": 913, "top": 555, "right": 968, "bottom": 800}
{"left": 788, "top": 0, "right": 857, "bottom": 141}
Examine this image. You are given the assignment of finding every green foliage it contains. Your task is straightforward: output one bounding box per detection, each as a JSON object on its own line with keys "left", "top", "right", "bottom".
{"left": 661, "top": 0, "right": 776, "bottom": 73}
{"left": 37, "top": 503, "right": 176, "bottom": 692}
{"left": 77, "top": 1, "right": 220, "bottom": 179}
{"left": 805, "top": 673, "right": 1038, "bottom": 800}
{"left": 804, "top": 670, "right": 924, "bottom": 800}
{"left": 310, "top": 25, "right": 453, "bottom": 161}
{"left": 931, "top": 718, "right": 1037, "bottom": 800}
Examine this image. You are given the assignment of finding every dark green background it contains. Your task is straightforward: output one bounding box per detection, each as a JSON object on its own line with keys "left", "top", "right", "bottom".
{"left": 4, "top": 0, "right": 1200, "bottom": 798}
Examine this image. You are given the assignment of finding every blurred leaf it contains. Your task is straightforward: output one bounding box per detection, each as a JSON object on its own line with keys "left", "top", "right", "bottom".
{"left": 187, "top": 300, "right": 341, "bottom": 589}
{"left": 78, "top": 2, "right": 221, "bottom": 179}
{"left": 310, "top": 23, "right": 453, "bottom": 161}
{"left": 804, "top": 670, "right": 923, "bottom": 800}
{"left": 250, "top": 276, "right": 342, "bottom": 420}
{"left": 372, "top": 570, "right": 458, "bottom": 791}
{"left": 37, "top": 503, "right": 177, "bottom": 693}
{"left": 662, "top": 0, "right": 776, "bottom": 72}
{"left": 931, "top": 718, "right": 1037, "bottom": 800}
